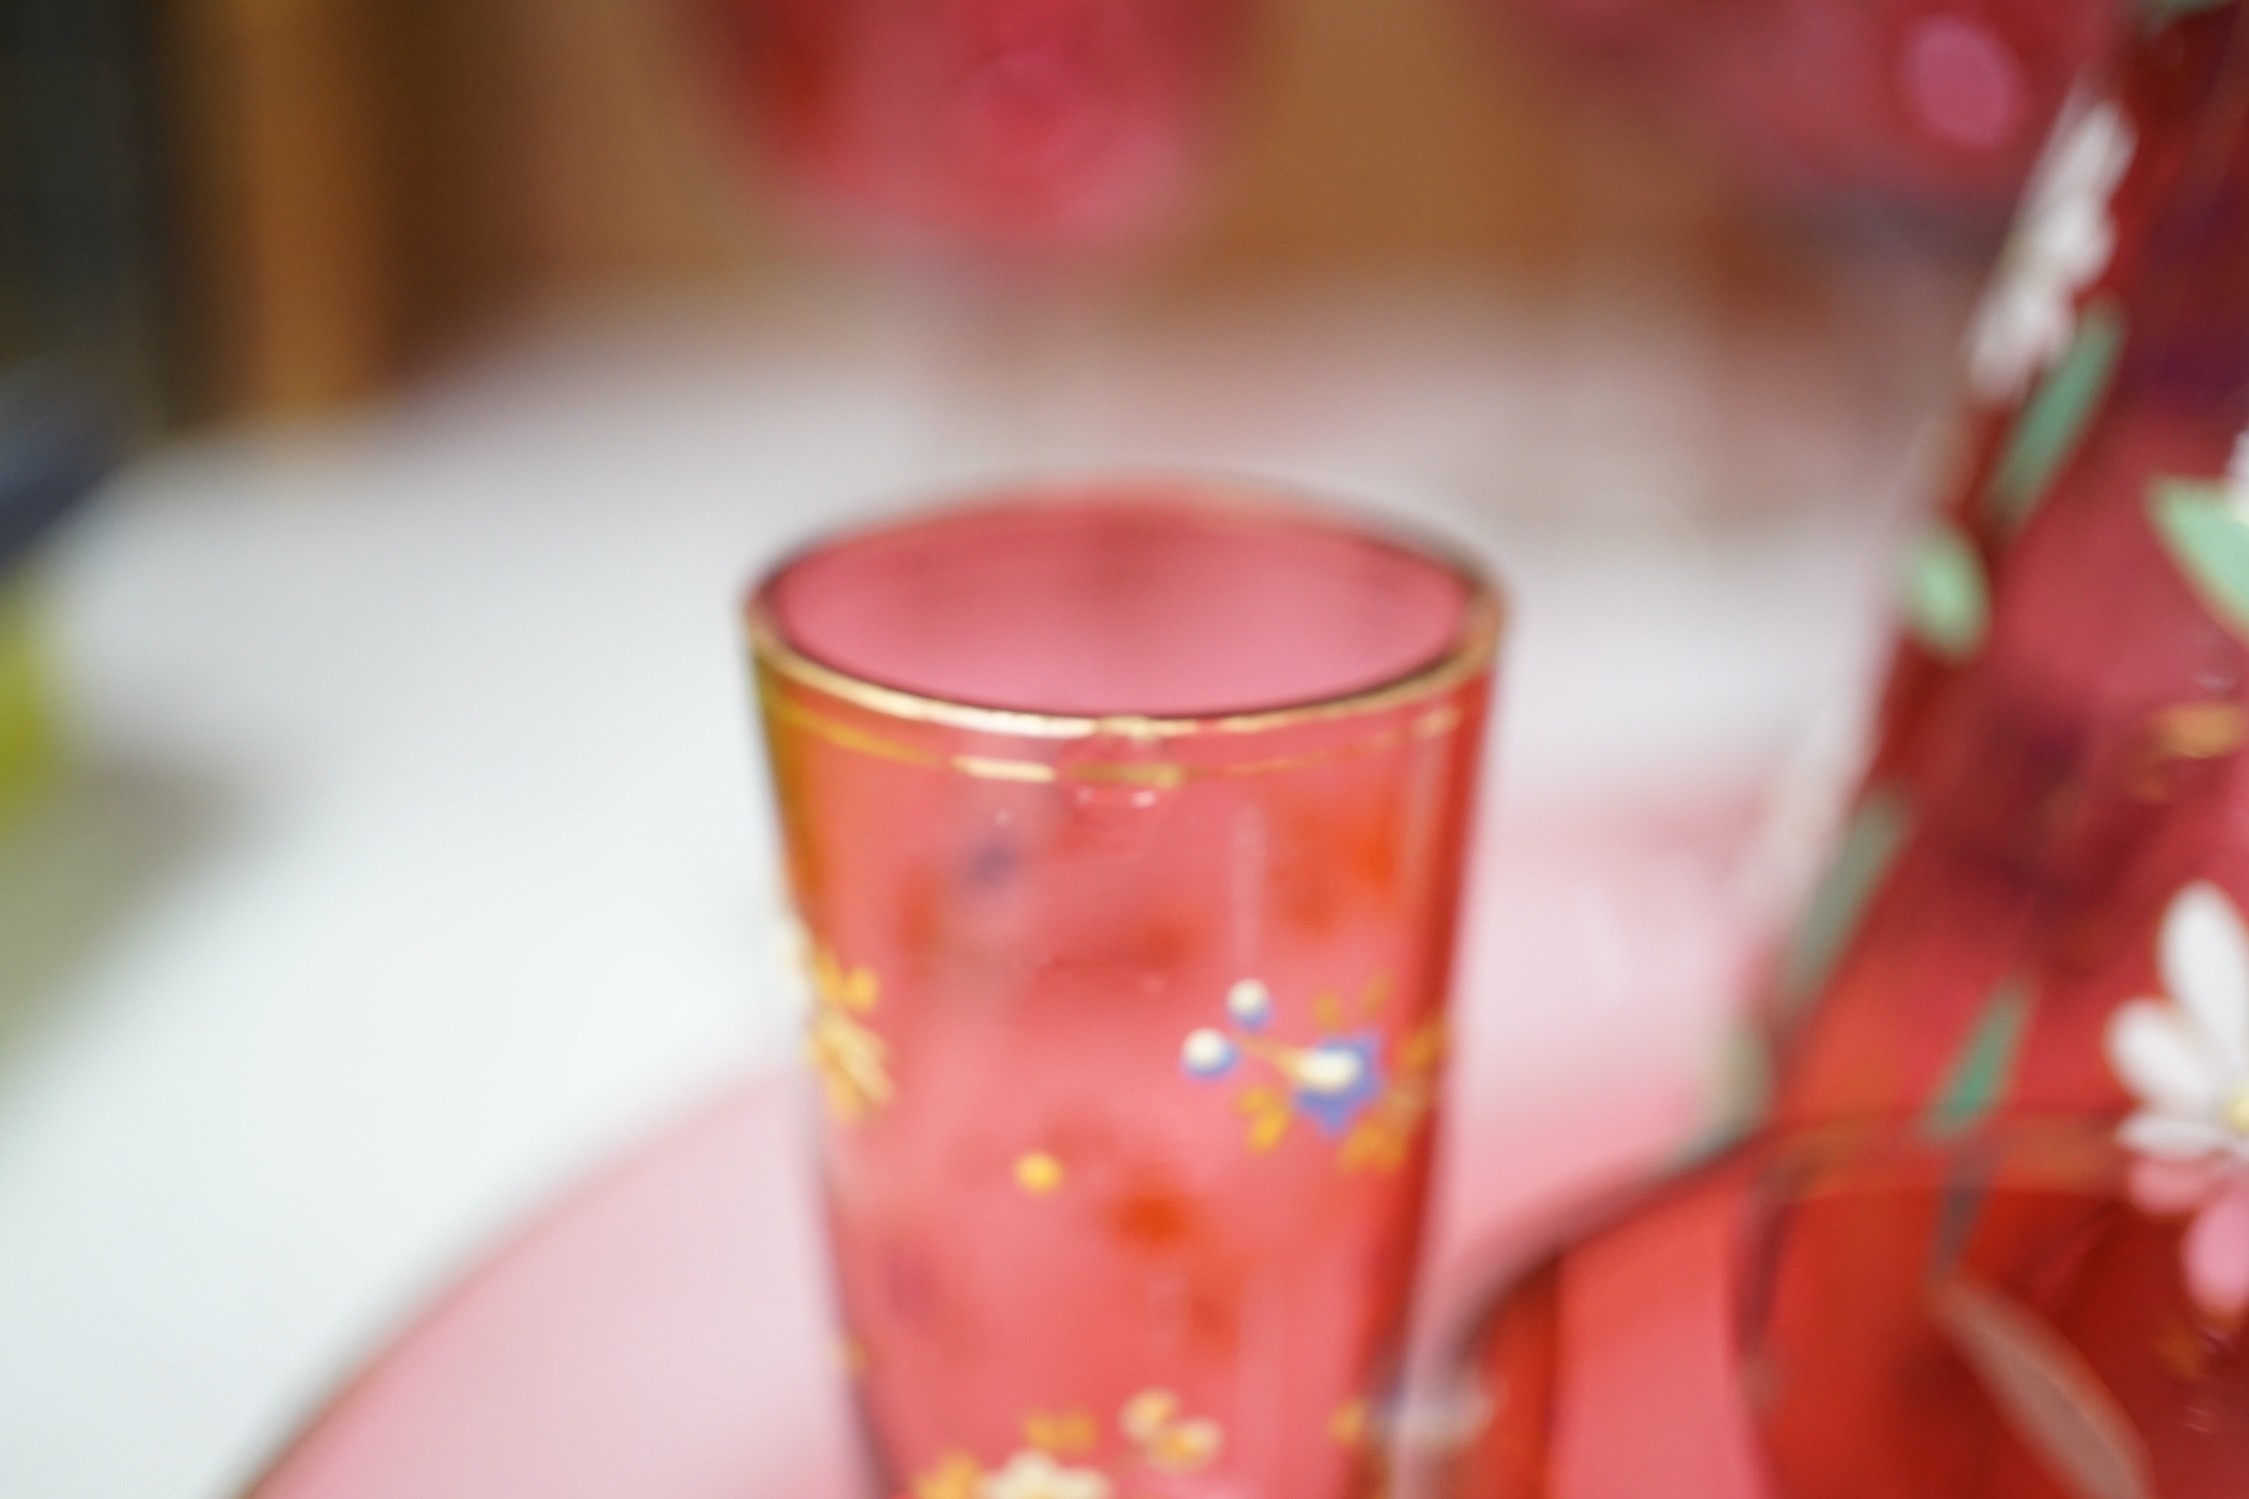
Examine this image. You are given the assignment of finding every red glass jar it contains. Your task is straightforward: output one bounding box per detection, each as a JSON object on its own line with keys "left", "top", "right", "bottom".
{"left": 1772, "top": 1, "right": 2249, "bottom": 1139}
{"left": 1429, "top": 10, "right": 2249, "bottom": 1494}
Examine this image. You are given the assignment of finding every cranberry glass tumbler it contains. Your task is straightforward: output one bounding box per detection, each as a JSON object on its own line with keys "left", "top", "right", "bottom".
{"left": 746, "top": 481, "right": 1499, "bottom": 1499}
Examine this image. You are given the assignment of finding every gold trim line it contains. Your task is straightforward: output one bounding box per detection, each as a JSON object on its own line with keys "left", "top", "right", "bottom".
{"left": 745, "top": 589, "right": 1500, "bottom": 743}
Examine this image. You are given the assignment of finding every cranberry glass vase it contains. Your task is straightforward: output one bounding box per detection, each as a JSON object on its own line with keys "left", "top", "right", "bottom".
{"left": 1431, "top": 8, "right": 2249, "bottom": 1492}
{"left": 1771, "top": 0, "right": 2249, "bottom": 1145}
{"left": 707, "top": 0, "right": 1256, "bottom": 262}
{"left": 747, "top": 480, "right": 1499, "bottom": 1499}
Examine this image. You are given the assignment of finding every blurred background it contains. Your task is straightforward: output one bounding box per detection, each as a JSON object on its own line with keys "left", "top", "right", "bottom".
{"left": 8, "top": 0, "right": 2047, "bottom": 424}
{"left": 0, "top": 1, "right": 2117, "bottom": 1495}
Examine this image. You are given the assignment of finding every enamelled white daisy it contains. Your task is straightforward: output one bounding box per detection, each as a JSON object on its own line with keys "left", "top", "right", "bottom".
{"left": 1967, "top": 95, "right": 2134, "bottom": 405}
{"left": 2104, "top": 881, "right": 2249, "bottom": 1318}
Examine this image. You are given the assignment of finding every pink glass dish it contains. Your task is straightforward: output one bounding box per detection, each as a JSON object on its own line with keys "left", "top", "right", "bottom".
{"left": 242, "top": 1085, "right": 866, "bottom": 1499}
{"left": 748, "top": 480, "right": 1500, "bottom": 1499}
{"left": 238, "top": 795, "right": 1766, "bottom": 1499}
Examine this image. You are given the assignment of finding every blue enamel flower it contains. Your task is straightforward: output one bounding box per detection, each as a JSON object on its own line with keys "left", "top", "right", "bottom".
{"left": 1288, "top": 1032, "right": 1385, "bottom": 1136}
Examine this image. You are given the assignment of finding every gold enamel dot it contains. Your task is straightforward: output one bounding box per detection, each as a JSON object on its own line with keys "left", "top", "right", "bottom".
{"left": 1015, "top": 1151, "right": 1065, "bottom": 1195}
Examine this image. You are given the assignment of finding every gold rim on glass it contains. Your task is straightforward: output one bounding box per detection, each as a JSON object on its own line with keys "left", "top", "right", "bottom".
{"left": 744, "top": 489, "right": 1506, "bottom": 745}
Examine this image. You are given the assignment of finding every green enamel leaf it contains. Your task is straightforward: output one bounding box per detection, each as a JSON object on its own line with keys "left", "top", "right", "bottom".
{"left": 1928, "top": 1156, "right": 1995, "bottom": 1281}
{"left": 1902, "top": 522, "right": 1990, "bottom": 662}
{"left": 1924, "top": 978, "right": 2033, "bottom": 1139}
{"left": 2153, "top": 477, "right": 2249, "bottom": 643}
{"left": 1778, "top": 787, "right": 1912, "bottom": 1015}
{"left": 1988, "top": 302, "right": 2124, "bottom": 531}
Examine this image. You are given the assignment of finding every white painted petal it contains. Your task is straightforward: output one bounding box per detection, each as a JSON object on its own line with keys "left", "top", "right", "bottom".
{"left": 2043, "top": 212, "right": 2108, "bottom": 287}
{"left": 1225, "top": 978, "right": 1272, "bottom": 1027}
{"left": 1968, "top": 306, "right": 2027, "bottom": 400}
{"left": 1969, "top": 288, "right": 2056, "bottom": 402}
{"left": 2081, "top": 214, "right": 2117, "bottom": 276}
{"left": 2092, "top": 110, "right": 2136, "bottom": 186}
{"left": 2053, "top": 102, "right": 2131, "bottom": 196}
{"left": 2106, "top": 1000, "right": 2228, "bottom": 1118}
{"left": 2161, "top": 883, "right": 2249, "bottom": 1073}
{"left": 2119, "top": 1110, "right": 2233, "bottom": 1160}
{"left": 2023, "top": 89, "right": 2097, "bottom": 193}
{"left": 2024, "top": 299, "right": 2073, "bottom": 376}
{"left": 1294, "top": 1045, "right": 1365, "bottom": 1095}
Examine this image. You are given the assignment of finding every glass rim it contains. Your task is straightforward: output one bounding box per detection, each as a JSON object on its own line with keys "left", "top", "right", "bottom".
{"left": 743, "top": 476, "right": 1506, "bottom": 741}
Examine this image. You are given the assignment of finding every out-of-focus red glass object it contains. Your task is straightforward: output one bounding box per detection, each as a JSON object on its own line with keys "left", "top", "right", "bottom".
{"left": 1768, "top": 0, "right": 2249, "bottom": 1138}
{"left": 747, "top": 481, "right": 1499, "bottom": 1499}
{"left": 1435, "top": 10, "right": 2249, "bottom": 1493}
{"left": 706, "top": 0, "right": 1256, "bottom": 261}
{"left": 1493, "top": 0, "right": 2117, "bottom": 217}
{"left": 1428, "top": 1121, "right": 2249, "bottom": 1498}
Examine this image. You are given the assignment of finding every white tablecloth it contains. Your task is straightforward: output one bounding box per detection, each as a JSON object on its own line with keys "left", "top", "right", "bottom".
{"left": 0, "top": 284, "right": 1922, "bottom": 1499}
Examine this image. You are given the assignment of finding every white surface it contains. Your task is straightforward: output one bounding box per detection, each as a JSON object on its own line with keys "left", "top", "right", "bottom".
{"left": 0, "top": 285, "right": 1918, "bottom": 1499}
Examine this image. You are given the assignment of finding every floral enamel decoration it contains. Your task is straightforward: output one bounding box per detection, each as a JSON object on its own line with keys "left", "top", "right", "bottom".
{"left": 2152, "top": 430, "right": 2249, "bottom": 643}
{"left": 2103, "top": 881, "right": 2249, "bottom": 1319}
{"left": 1023, "top": 1409, "right": 1098, "bottom": 1456}
{"left": 1120, "top": 1388, "right": 1224, "bottom": 1473}
{"left": 1985, "top": 300, "right": 2123, "bottom": 529}
{"left": 1900, "top": 520, "right": 1990, "bottom": 662}
{"left": 913, "top": 1449, "right": 1111, "bottom": 1499}
{"left": 911, "top": 1392, "right": 1227, "bottom": 1499}
{"left": 975, "top": 1451, "right": 1112, "bottom": 1499}
{"left": 1182, "top": 977, "right": 1437, "bottom": 1165}
{"left": 1924, "top": 978, "right": 2032, "bottom": 1140}
{"left": 1967, "top": 95, "right": 2134, "bottom": 406}
{"left": 1329, "top": 1397, "right": 1371, "bottom": 1448}
{"left": 1776, "top": 786, "right": 1912, "bottom": 1016}
{"left": 1014, "top": 1151, "right": 1066, "bottom": 1195}
{"left": 914, "top": 1453, "right": 986, "bottom": 1499}
{"left": 802, "top": 937, "right": 892, "bottom": 1123}
{"left": 1340, "top": 1017, "right": 1447, "bottom": 1172}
